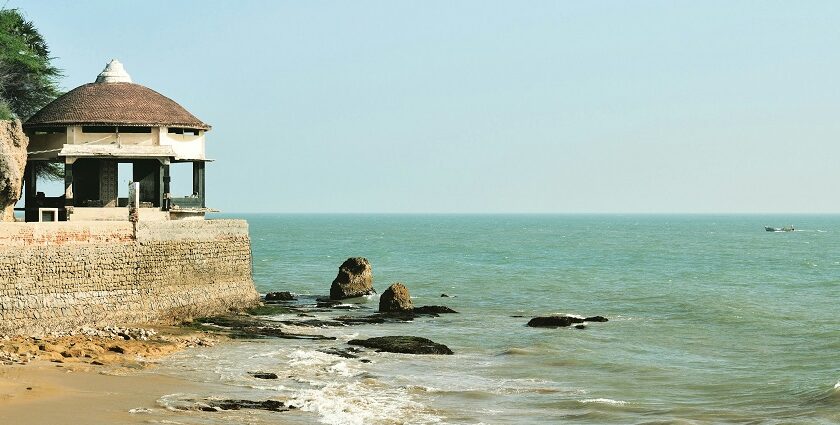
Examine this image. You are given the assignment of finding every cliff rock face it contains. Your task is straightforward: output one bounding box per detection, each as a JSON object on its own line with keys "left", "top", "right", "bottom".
{"left": 379, "top": 282, "right": 413, "bottom": 312}
{"left": 330, "top": 257, "right": 375, "bottom": 300}
{"left": 0, "top": 120, "right": 28, "bottom": 222}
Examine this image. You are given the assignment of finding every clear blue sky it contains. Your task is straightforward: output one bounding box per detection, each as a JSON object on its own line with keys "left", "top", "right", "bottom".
{"left": 15, "top": 1, "right": 840, "bottom": 213}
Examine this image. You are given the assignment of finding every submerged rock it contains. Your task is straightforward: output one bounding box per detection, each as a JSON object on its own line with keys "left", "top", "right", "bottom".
{"left": 527, "top": 316, "right": 581, "bottom": 327}
{"left": 171, "top": 398, "right": 293, "bottom": 412}
{"left": 330, "top": 257, "right": 376, "bottom": 300}
{"left": 265, "top": 291, "right": 296, "bottom": 301}
{"left": 348, "top": 336, "right": 453, "bottom": 355}
{"left": 189, "top": 315, "right": 336, "bottom": 340}
{"left": 584, "top": 316, "right": 608, "bottom": 322}
{"left": 412, "top": 305, "right": 458, "bottom": 315}
{"left": 317, "top": 347, "right": 363, "bottom": 359}
{"left": 249, "top": 372, "right": 278, "bottom": 380}
{"left": 379, "top": 283, "right": 413, "bottom": 313}
{"left": 527, "top": 315, "right": 608, "bottom": 328}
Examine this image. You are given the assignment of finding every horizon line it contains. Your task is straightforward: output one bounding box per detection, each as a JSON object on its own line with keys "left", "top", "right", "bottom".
{"left": 209, "top": 211, "right": 840, "bottom": 216}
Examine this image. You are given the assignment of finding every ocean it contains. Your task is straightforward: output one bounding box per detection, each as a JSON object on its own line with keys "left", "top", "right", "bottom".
{"left": 149, "top": 214, "right": 840, "bottom": 424}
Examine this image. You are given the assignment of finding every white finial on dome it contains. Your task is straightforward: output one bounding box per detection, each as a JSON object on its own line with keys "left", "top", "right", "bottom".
{"left": 95, "top": 59, "right": 132, "bottom": 83}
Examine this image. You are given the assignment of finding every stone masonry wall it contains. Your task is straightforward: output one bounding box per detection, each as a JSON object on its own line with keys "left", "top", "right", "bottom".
{"left": 0, "top": 220, "right": 259, "bottom": 335}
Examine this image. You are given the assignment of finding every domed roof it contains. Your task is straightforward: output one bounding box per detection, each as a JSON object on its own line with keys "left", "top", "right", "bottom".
{"left": 24, "top": 60, "right": 210, "bottom": 130}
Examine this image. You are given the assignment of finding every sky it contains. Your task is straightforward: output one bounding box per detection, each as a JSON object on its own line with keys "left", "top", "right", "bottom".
{"left": 13, "top": 1, "right": 840, "bottom": 213}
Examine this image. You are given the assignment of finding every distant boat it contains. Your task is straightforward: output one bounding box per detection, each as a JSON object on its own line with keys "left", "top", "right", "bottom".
{"left": 765, "top": 225, "right": 794, "bottom": 232}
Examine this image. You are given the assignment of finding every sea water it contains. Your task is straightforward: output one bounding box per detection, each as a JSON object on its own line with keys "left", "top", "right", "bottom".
{"left": 148, "top": 214, "right": 840, "bottom": 424}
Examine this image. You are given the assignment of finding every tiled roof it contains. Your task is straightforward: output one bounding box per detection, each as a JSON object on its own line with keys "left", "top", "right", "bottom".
{"left": 24, "top": 82, "right": 210, "bottom": 130}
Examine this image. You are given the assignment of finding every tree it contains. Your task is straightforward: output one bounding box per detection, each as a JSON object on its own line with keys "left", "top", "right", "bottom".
{"left": 0, "top": 8, "right": 62, "bottom": 180}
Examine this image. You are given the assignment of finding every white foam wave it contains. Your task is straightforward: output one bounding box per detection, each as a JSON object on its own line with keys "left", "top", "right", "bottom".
{"left": 340, "top": 332, "right": 360, "bottom": 342}
{"left": 249, "top": 349, "right": 287, "bottom": 359}
{"left": 579, "top": 398, "right": 627, "bottom": 406}
{"left": 157, "top": 393, "right": 198, "bottom": 412}
{"left": 288, "top": 349, "right": 341, "bottom": 368}
{"left": 327, "top": 361, "right": 360, "bottom": 378}
{"left": 554, "top": 313, "right": 585, "bottom": 319}
{"left": 834, "top": 381, "right": 839, "bottom": 390}
{"left": 290, "top": 381, "right": 442, "bottom": 425}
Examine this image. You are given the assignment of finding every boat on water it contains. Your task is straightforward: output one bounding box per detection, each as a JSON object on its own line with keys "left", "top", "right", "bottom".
{"left": 765, "top": 225, "right": 794, "bottom": 232}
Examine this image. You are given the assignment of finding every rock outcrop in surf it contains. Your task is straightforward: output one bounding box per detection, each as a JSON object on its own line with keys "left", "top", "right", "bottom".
{"left": 527, "top": 315, "right": 608, "bottom": 328}
{"left": 348, "top": 336, "right": 453, "bottom": 355}
{"left": 379, "top": 282, "right": 413, "bottom": 312}
{"left": 330, "top": 257, "right": 375, "bottom": 300}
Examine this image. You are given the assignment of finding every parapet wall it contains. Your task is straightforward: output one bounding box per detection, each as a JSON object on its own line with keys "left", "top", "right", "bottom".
{"left": 0, "top": 220, "right": 259, "bottom": 335}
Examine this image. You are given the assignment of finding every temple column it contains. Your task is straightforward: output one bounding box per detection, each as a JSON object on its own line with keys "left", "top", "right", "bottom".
{"left": 23, "top": 163, "right": 36, "bottom": 222}
{"left": 162, "top": 162, "right": 170, "bottom": 211}
{"left": 193, "top": 161, "right": 205, "bottom": 208}
{"left": 99, "top": 159, "right": 118, "bottom": 207}
{"left": 64, "top": 159, "right": 74, "bottom": 208}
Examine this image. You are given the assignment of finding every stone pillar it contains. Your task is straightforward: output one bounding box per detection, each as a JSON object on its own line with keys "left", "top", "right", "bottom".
{"left": 162, "top": 163, "right": 170, "bottom": 211}
{"left": 193, "top": 161, "right": 205, "bottom": 208}
{"left": 23, "top": 163, "right": 36, "bottom": 222}
{"left": 99, "top": 160, "right": 118, "bottom": 207}
{"left": 64, "top": 160, "right": 74, "bottom": 207}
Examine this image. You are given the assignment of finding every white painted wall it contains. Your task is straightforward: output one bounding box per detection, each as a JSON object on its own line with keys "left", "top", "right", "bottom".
{"left": 159, "top": 128, "right": 206, "bottom": 160}
{"left": 26, "top": 125, "right": 207, "bottom": 161}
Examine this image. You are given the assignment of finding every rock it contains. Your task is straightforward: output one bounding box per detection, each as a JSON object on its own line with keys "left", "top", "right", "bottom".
{"left": 330, "top": 257, "right": 375, "bottom": 300}
{"left": 316, "top": 299, "right": 342, "bottom": 308}
{"left": 379, "top": 283, "right": 413, "bottom": 313}
{"left": 249, "top": 372, "right": 278, "bottom": 380}
{"left": 171, "top": 398, "right": 293, "bottom": 412}
{"left": 191, "top": 315, "right": 337, "bottom": 340}
{"left": 348, "top": 336, "right": 453, "bottom": 355}
{"left": 204, "top": 399, "right": 291, "bottom": 412}
{"left": 412, "top": 305, "right": 458, "bottom": 315}
{"left": 574, "top": 324, "right": 586, "bottom": 329}
{"left": 584, "top": 316, "right": 608, "bottom": 322}
{"left": 527, "top": 316, "right": 583, "bottom": 328}
{"left": 527, "top": 315, "right": 608, "bottom": 328}
{"left": 0, "top": 120, "right": 28, "bottom": 222}
{"left": 317, "top": 347, "right": 363, "bottom": 359}
{"left": 265, "top": 291, "right": 296, "bottom": 301}
{"left": 108, "top": 345, "right": 126, "bottom": 354}
{"left": 440, "top": 293, "right": 450, "bottom": 297}
{"left": 335, "top": 315, "right": 389, "bottom": 325}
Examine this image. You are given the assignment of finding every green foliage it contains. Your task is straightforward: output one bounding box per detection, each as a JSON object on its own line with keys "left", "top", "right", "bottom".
{"left": 0, "top": 8, "right": 61, "bottom": 120}
{"left": 29, "top": 161, "right": 63, "bottom": 181}
{"left": 0, "top": 99, "right": 12, "bottom": 120}
{"left": 0, "top": 9, "right": 63, "bottom": 180}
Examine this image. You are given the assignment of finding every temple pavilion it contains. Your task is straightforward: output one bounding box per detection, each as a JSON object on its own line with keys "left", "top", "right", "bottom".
{"left": 22, "top": 59, "right": 212, "bottom": 222}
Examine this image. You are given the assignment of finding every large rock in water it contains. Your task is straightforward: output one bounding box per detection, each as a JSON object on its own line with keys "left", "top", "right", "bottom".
{"left": 348, "top": 336, "right": 453, "bottom": 355}
{"left": 0, "top": 120, "right": 28, "bottom": 222}
{"left": 379, "top": 282, "right": 413, "bottom": 312}
{"left": 330, "top": 257, "right": 375, "bottom": 300}
{"left": 527, "top": 315, "right": 609, "bottom": 328}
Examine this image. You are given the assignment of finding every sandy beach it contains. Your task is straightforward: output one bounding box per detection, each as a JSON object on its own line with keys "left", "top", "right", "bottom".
{"left": 0, "top": 361, "right": 205, "bottom": 425}
{"left": 0, "top": 326, "right": 222, "bottom": 425}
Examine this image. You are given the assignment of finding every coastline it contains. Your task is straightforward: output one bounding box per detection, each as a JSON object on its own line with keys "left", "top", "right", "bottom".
{"left": 0, "top": 325, "right": 223, "bottom": 424}
{"left": 0, "top": 360, "right": 207, "bottom": 425}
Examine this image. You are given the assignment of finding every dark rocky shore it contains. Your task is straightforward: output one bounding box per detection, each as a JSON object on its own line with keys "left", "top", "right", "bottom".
{"left": 184, "top": 257, "right": 609, "bottom": 356}
{"left": 170, "top": 257, "right": 610, "bottom": 414}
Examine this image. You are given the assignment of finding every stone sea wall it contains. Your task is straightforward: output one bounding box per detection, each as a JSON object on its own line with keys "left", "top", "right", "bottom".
{"left": 0, "top": 220, "right": 259, "bottom": 335}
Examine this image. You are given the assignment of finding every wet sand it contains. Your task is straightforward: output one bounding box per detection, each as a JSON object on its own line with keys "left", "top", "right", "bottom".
{"left": 0, "top": 325, "right": 222, "bottom": 424}
{"left": 0, "top": 361, "right": 204, "bottom": 425}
